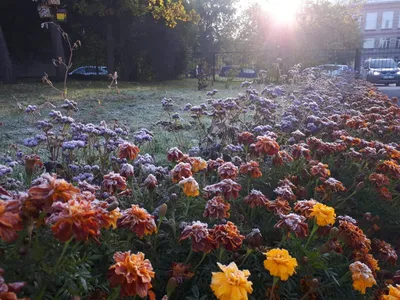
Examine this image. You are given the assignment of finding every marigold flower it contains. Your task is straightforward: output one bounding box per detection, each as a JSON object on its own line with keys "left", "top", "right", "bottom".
{"left": 143, "top": 174, "right": 158, "bottom": 190}
{"left": 0, "top": 200, "right": 23, "bottom": 243}
{"left": 255, "top": 135, "right": 280, "bottom": 156}
{"left": 108, "top": 251, "right": 154, "bottom": 297}
{"left": 218, "top": 162, "right": 238, "bottom": 180}
{"left": 340, "top": 135, "right": 362, "bottom": 146}
{"left": 244, "top": 190, "right": 269, "bottom": 208}
{"left": 46, "top": 198, "right": 101, "bottom": 242}
{"left": 310, "top": 162, "right": 331, "bottom": 178}
{"left": 349, "top": 261, "right": 376, "bottom": 294}
{"left": 245, "top": 228, "right": 263, "bottom": 249}
{"left": 118, "top": 205, "right": 157, "bottom": 238}
{"left": 381, "top": 284, "right": 400, "bottom": 299}
{"left": 372, "top": 239, "right": 398, "bottom": 265}
{"left": 203, "top": 196, "right": 230, "bottom": 219}
{"left": 264, "top": 248, "right": 298, "bottom": 281}
{"left": 266, "top": 197, "right": 292, "bottom": 215}
{"left": 24, "top": 154, "right": 42, "bottom": 177}
{"left": 210, "top": 262, "right": 253, "bottom": 300}
{"left": 207, "top": 158, "right": 225, "bottom": 172}
{"left": 102, "top": 172, "right": 127, "bottom": 194}
{"left": 95, "top": 201, "right": 121, "bottom": 230}
{"left": 0, "top": 268, "right": 27, "bottom": 300}
{"left": 273, "top": 184, "right": 296, "bottom": 201}
{"left": 355, "top": 252, "right": 380, "bottom": 276}
{"left": 120, "top": 163, "right": 134, "bottom": 178}
{"left": 315, "top": 177, "right": 346, "bottom": 197}
{"left": 179, "top": 221, "right": 216, "bottom": 253}
{"left": 292, "top": 144, "right": 311, "bottom": 160}
{"left": 239, "top": 161, "right": 262, "bottom": 178}
{"left": 167, "top": 147, "right": 184, "bottom": 162}
{"left": 178, "top": 177, "right": 199, "bottom": 197}
{"left": 273, "top": 151, "right": 294, "bottom": 166}
{"left": 204, "top": 179, "right": 242, "bottom": 200}
{"left": 189, "top": 157, "right": 207, "bottom": 173}
{"left": 310, "top": 203, "right": 336, "bottom": 226}
{"left": 275, "top": 213, "right": 308, "bottom": 238}
{"left": 377, "top": 160, "right": 400, "bottom": 179}
{"left": 294, "top": 199, "right": 318, "bottom": 218}
{"left": 170, "top": 262, "right": 194, "bottom": 283}
{"left": 171, "top": 162, "right": 192, "bottom": 183}
{"left": 118, "top": 142, "right": 140, "bottom": 161}
{"left": 212, "top": 221, "right": 244, "bottom": 251}
{"left": 369, "top": 173, "right": 390, "bottom": 187}
{"left": 338, "top": 221, "right": 371, "bottom": 253}
{"left": 237, "top": 131, "right": 255, "bottom": 145}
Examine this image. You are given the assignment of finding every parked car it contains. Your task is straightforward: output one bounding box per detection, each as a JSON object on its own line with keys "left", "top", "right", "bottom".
{"left": 360, "top": 58, "right": 400, "bottom": 86}
{"left": 219, "top": 66, "right": 257, "bottom": 78}
{"left": 317, "top": 64, "right": 353, "bottom": 77}
{"left": 69, "top": 66, "right": 109, "bottom": 79}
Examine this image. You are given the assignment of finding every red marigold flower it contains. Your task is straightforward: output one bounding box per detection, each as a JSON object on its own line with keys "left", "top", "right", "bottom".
{"left": 188, "top": 157, "right": 207, "bottom": 173}
{"left": 372, "top": 239, "right": 398, "bottom": 265}
{"left": 78, "top": 181, "right": 100, "bottom": 193}
{"left": 310, "top": 162, "right": 331, "bottom": 178}
{"left": 24, "top": 154, "right": 43, "bottom": 177}
{"left": 291, "top": 144, "right": 311, "bottom": 160}
{"left": 274, "top": 213, "right": 308, "bottom": 238}
{"left": 340, "top": 135, "right": 362, "bottom": 146}
{"left": 0, "top": 268, "right": 27, "bottom": 300}
{"left": 26, "top": 173, "right": 80, "bottom": 216}
{"left": 108, "top": 251, "right": 155, "bottom": 297}
{"left": 338, "top": 221, "right": 371, "bottom": 253}
{"left": 377, "top": 160, "right": 400, "bottom": 179}
{"left": 118, "top": 142, "right": 140, "bottom": 161}
{"left": 212, "top": 221, "right": 244, "bottom": 251}
{"left": 203, "top": 196, "right": 230, "bottom": 219}
{"left": 167, "top": 147, "right": 184, "bottom": 162}
{"left": 273, "top": 184, "right": 296, "bottom": 202}
{"left": 254, "top": 135, "right": 280, "bottom": 156}
{"left": 320, "top": 238, "right": 343, "bottom": 254}
{"left": 217, "top": 162, "right": 238, "bottom": 179}
{"left": 244, "top": 190, "right": 269, "bottom": 208}
{"left": 273, "top": 151, "right": 293, "bottom": 166}
{"left": 294, "top": 199, "right": 318, "bottom": 218}
{"left": 316, "top": 177, "right": 346, "bottom": 195}
{"left": 378, "top": 187, "right": 393, "bottom": 201}
{"left": 170, "top": 262, "right": 194, "bottom": 283}
{"left": 179, "top": 221, "right": 216, "bottom": 253}
{"left": 0, "top": 200, "right": 23, "bottom": 243}
{"left": 46, "top": 198, "right": 102, "bottom": 242}
{"left": 120, "top": 163, "right": 134, "bottom": 178}
{"left": 102, "top": 172, "right": 127, "bottom": 194}
{"left": 207, "top": 158, "right": 225, "bottom": 172}
{"left": 171, "top": 162, "right": 192, "bottom": 183}
{"left": 239, "top": 161, "right": 262, "bottom": 178}
{"left": 237, "top": 131, "right": 255, "bottom": 145}
{"left": 203, "top": 179, "right": 242, "bottom": 200}
{"left": 118, "top": 205, "right": 157, "bottom": 238}
{"left": 143, "top": 174, "right": 158, "bottom": 190}
{"left": 369, "top": 173, "right": 390, "bottom": 187}
{"left": 266, "top": 197, "right": 292, "bottom": 215}
{"left": 244, "top": 228, "right": 263, "bottom": 249}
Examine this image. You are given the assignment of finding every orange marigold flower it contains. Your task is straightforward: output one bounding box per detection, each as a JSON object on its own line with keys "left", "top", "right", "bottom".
{"left": 369, "top": 173, "right": 390, "bottom": 187}
{"left": 266, "top": 197, "right": 292, "bottom": 215}
{"left": 118, "top": 142, "right": 140, "bottom": 161}
{"left": 381, "top": 284, "right": 400, "bottom": 299}
{"left": 26, "top": 173, "right": 80, "bottom": 215}
{"left": 204, "top": 179, "right": 242, "bottom": 200}
{"left": 254, "top": 135, "right": 280, "bottom": 156}
{"left": 189, "top": 157, "right": 207, "bottom": 173}
{"left": 179, "top": 221, "right": 216, "bottom": 253}
{"left": 274, "top": 213, "right": 308, "bottom": 238}
{"left": 167, "top": 147, "right": 184, "bottom": 162}
{"left": 355, "top": 252, "right": 380, "bottom": 277}
{"left": 372, "top": 239, "right": 398, "bottom": 266}
{"left": 239, "top": 161, "right": 262, "bottom": 178}
{"left": 0, "top": 268, "right": 27, "bottom": 300}
{"left": 171, "top": 162, "right": 192, "bottom": 183}
{"left": 46, "top": 198, "right": 101, "bottom": 242}
{"left": 316, "top": 177, "right": 346, "bottom": 195}
{"left": 377, "top": 160, "right": 400, "bottom": 179}
{"left": 108, "top": 251, "right": 155, "bottom": 297}
{"left": 217, "top": 162, "right": 238, "bottom": 180}
{"left": 0, "top": 200, "right": 23, "bottom": 243}
{"left": 24, "top": 154, "right": 42, "bottom": 177}
{"left": 340, "top": 135, "right": 362, "bottom": 146}
{"left": 207, "top": 158, "right": 225, "bottom": 172}
{"left": 212, "top": 221, "right": 244, "bottom": 251}
{"left": 95, "top": 201, "right": 121, "bottom": 230}
{"left": 310, "top": 162, "right": 331, "bottom": 178}
{"left": 379, "top": 187, "right": 393, "bottom": 201}
{"left": 338, "top": 221, "right": 371, "bottom": 253}
{"left": 203, "top": 196, "right": 231, "bottom": 219}
{"left": 294, "top": 199, "right": 318, "bottom": 218}
{"left": 244, "top": 190, "right": 269, "bottom": 208}
{"left": 386, "top": 147, "right": 400, "bottom": 161}
{"left": 102, "top": 172, "right": 127, "bottom": 194}
{"left": 179, "top": 177, "right": 200, "bottom": 197}
{"left": 292, "top": 144, "right": 311, "bottom": 161}
{"left": 273, "top": 151, "right": 293, "bottom": 166}
{"left": 238, "top": 131, "right": 255, "bottom": 145}
{"left": 170, "top": 262, "right": 194, "bottom": 283}
{"left": 349, "top": 261, "right": 376, "bottom": 294}
{"left": 118, "top": 205, "right": 157, "bottom": 238}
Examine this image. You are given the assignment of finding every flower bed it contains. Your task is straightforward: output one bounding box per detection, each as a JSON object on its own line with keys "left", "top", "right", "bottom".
{"left": 0, "top": 71, "right": 400, "bottom": 299}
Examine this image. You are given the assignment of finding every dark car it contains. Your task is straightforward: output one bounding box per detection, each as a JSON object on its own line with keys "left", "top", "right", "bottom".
{"left": 69, "top": 66, "right": 109, "bottom": 79}
{"left": 361, "top": 58, "right": 400, "bottom": 86}
{"left": 219, "top": 66, "right": 257, "bottom": 78}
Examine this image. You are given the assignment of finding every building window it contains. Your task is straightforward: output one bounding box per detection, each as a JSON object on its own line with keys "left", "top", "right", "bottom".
{"left": 365, "top": 12, "right": 378, "bottom": 30}
{"left": 379, "top": 37, "right": 390, "bottom": 48}
{"left": 363, "top": 38, "right": 375, "bottom": 48}
{"left": 396, "top": 37, "right": 400, "bottom": 48}
{"left": 381, "top": 11, "right": 394, "bottom": 29}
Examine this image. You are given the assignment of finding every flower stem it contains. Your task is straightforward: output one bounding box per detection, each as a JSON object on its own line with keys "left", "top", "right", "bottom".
{"left": 54, "top": 238, "right": 72, "bottom": 271}
{"left": 194, "top": 253, "right": 207, "bottom": 271}
{"left": 269, "top": 277, "right": 279, "bottom": 300}
{"left": 184, "top": 247, "right": 193, "bottom": 264}
{"left": 240, "top": 248, "right": 253, "bottom": 266}
{"left": 218, "top": 247, "right": 225, "bottom": 262}
{"left": 305, "top": 220, "right": 319, "bottom": 250}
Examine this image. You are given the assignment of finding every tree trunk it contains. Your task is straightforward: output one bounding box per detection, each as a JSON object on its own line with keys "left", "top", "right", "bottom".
{"left": 0, "top": 24, "right": 16, "bottom": 83}
{"left": 49, "top": 20, "right": 66, "bottom": 81}
{"left": 107, "top": 23, "right": 115, "bottom": 74}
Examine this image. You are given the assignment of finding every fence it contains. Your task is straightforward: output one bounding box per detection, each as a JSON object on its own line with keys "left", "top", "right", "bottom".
{"left": 187, "top": 47, "right": 400, "bottom": 82}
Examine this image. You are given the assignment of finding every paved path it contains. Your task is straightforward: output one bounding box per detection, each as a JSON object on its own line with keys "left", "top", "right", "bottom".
{"left": 378, "top": 85, "right": 400, "bottom": 99}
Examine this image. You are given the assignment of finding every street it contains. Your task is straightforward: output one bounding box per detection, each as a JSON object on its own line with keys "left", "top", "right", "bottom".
{"left": 378, "top": 85, "right": 400, "bottom": 99}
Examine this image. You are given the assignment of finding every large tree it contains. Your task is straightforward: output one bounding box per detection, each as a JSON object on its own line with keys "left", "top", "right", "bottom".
{"left": 0, "top": 24, "right": 15, "bottom": 83}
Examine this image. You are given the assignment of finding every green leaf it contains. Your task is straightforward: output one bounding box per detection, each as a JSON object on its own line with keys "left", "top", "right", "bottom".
{"left": 192, "top": 285, "right": 200, "bottom": 299}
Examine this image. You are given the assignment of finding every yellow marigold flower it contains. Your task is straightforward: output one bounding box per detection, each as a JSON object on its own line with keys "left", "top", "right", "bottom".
{"left": 189, "top": 157, "right": 207, "bottom": 173}
{"left": 179, "top": 177, "right": 199, "bottom": 197}
{"left": 349, "top": 261, "right": 376, "bottom": 295}
{"left": 309, "top": 203, "right": 336, "bottom": 226}
{"left": 264, "top": 248, "right": 298, "bottom": 281}
{"left": 210, "top": 262, "right": 253, "bottom": 300}
{"left": 382, "top": 284, "right": 400, "bottom": 299}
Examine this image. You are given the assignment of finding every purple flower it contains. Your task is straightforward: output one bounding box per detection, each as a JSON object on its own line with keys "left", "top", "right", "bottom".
{"left": 134, "top": 128, "right": 153, "bottom": 144}
{"left": 253, "top": 125, "right": 273, "bottom": 135}
{"left": 188, "top": 147, "right": 201, "bottom": 156}
{"left": 23, "top": 137, "right": 39, "bottom": 148}
{"left": 68, "top": 164, "right": 80, "bottom": 172}
{"left": 25, "top": 105, "right": 38, "bottom": 113}
{"left": 134, "top": 154, "right": 154, "bottom": 166}
{"left": 73, "top": 172, "right": 94, "bottom": 182}
{"left": 62, "top": 140, "right": 86, "bottom": 150}
{"left": 8, "top": 161, "right": 18, "bottom": 168}
{"left": 0, "top": 165, "right": 12, "bottom": 177}
{"left": 61, "top": 99, "right": 78, "bottom": 111}
{"left": 183, "top": 103, "right": 192, "bottom": 111}
{"left": 224, "top": 144, "right": 244, "bottom": 153}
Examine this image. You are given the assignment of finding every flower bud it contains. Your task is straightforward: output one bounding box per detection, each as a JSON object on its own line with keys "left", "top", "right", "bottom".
{"left": 166, "top": 277, "right": 178, "bottom": 297}
{"left": 329, "top": 227, "right": 339, "bottom": 237}
{"left": 159, "top": 203, "right": 168, "bottom": 219}
{"left": 120, "top": 163, "right": 134, "bottom": 178}
{"left": 143, "top": 174, "right": 158, "bottom": 190}
{"left": 244, "top": 228, "right": 263, "bottom": 249}
{"left": 355, "top": 181, "right": 365, "bottom": 191}
{"left": 302, "top": 256, "right": 309, "bottom": 264}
